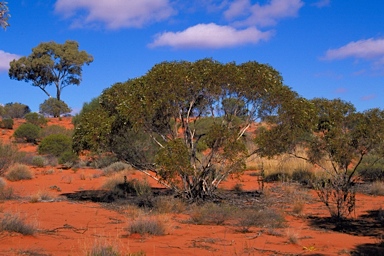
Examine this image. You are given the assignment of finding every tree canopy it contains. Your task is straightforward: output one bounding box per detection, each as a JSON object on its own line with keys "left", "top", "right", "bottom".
{"left": 0, "top": 1, "right": 9, "bottom": 29}
{"left": 256, "top": 98, "right": 384, "bottom": 218}
{"left": 73, "top": 58, "right": 300, "bottom": 201}
{"left": 9, "top": 40, "right": 93, "bottom": 101}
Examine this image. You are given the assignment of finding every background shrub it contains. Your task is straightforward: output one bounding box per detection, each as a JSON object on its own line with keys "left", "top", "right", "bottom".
{"left": 40, "top": 125, "right": 73, "bottom": 139}
{"left": 0, "top": 118, "right": 14, "bottom": 129}
{"left": 0, "top": 142, "right": 24, "bottom": 176}
{"left": 292, "top": 168, "right": 315, "bottom": 186}
{"left": 39, "top": 98, "right": 71, "bottom": 118}
{"left": 24, "top": 112, "right": 47, "bottom": 127}
{"left": 38, "top": 134, "right": 72, "bottom": 157}
{"left": 58, "top": 150, "right": 78, "bottom": 165}
{"left": 2, "top": 102, "right": 30, "bottom": 119}
{"left": 5, "top": 164, "right": 34, "bottom": 181}
{"left": 102, "top": 161, "right": 131, "bottom": 176}
{"left": 13, "top": 123, "right": 41, "bottom": 143}
{"left": 31, "top": 156, "right": 46, "bottom": 167}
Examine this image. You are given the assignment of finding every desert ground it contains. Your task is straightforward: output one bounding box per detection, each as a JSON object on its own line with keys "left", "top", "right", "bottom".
{"left": 0, "top": 118, "right": 382, "bottom": 256}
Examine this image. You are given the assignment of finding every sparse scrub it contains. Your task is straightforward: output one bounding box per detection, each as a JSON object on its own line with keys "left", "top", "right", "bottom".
{"left": 88, "top": 245, "right": 119, "bottom": 256}
{"left": 292, "top": 168, "right": 315, "bottom": 186}
{"left": 189, "top": 202, "right": 234, "bottom": 225}
{"left": 91, "top": 154, "right": 119, "bottom": 169}
{"left": 236, "top": 208, "right": 285, "bottom": 233}
{"left": 5, "top": 164, "right": 33, "bottom": 181}
{"left": 0, "top": 178, "right": 14, "bottom": 200}
{"left": 286, "top": 229, "right": 300, "bottom": 244}
{"left": 0, "top": 142, "right": 23, "bottom": 175}
{"left": 153, "top": 196, "right": 186, "bottom": 214}
{"left": 58, "top": 150, "right": 79, "bottom": 165}
{"left": 0, "top": 212, "right": 37, "bottom": 235}
{"left": 367, "top": 182, "right": 384, "bottom": 196}
{"left": 264, "top": 171, "right": 292, "bottom": 182}
{"left": 102, "top": 161, "right": 131, "bottom": 176}
{"left": 127, "top": 217, "right": 166, "bottom": 236}
{"left": 292, "top": 200, "right": 305, "bottom": 216}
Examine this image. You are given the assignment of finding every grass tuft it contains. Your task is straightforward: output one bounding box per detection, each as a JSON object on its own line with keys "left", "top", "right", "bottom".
{"left": 5, "top": 164, "right": 34, "bottom": 181}
{"left": 0, "top": 212, "right": 37, "bottom": 235}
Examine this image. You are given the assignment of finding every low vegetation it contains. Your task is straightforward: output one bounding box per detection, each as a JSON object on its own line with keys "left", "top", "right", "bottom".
{"left": 0, "top": 212, "right": 37, "bottom": 235}
{"left": 5, "top": 164, "right": 34, "bottom": 181}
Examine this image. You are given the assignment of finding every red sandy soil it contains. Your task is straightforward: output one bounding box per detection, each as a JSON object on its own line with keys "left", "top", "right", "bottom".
{"left": 0, "top": 118, "right": 382, "bottom": 256}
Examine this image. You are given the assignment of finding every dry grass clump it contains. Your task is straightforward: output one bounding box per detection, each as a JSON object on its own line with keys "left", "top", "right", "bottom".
{"left": 236, "top": 208, "right": 285, "bottom": 233}
{"left": 102, "top": 161, "right": 132, "bottom": 176}
{"left": 0, "top": 212, "right": 37, "bottom": 235}
{"left": 127, "top": 217, "right": 166, "bottom": 236}
{"left": 5, "top": 164, "right": 34, "bottom": 181}
{"left": 153, "top": 196, "right": 186, "bottom": 214}
{"left": 0, "top": 177, "right": 14, "bottom": 200}
{"left": 189, "top": 202, "right": 235, "bottom": 225}
{"left": 367, "top": 181, "right": 384, "bottom": 196}
{"left": 29, "top": 190, "right": 54, "bottom": 203}
{"left": 87, "top": 244, "right": 120, "bottom": 256}
{"left": 286, "top": 229, "right": 300, "bottom": 244}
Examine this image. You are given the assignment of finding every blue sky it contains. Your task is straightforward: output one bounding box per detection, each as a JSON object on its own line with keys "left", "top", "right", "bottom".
{"left": 1, "top": 0, "right": 384, "bottom": 113}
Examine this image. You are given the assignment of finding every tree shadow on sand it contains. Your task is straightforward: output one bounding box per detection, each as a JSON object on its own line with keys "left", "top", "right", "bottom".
{"left": 308, "top": 209, "right": 384, "bottom": 255}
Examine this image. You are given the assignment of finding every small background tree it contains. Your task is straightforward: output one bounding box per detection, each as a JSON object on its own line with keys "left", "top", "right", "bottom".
{"left": 9, "top": 40, "right": 93, "bottom": 101}
{"left": 39, "top": 98, "right": 71, "bottom": 118}
{"left": 2, "top": 103, "right": 30, "bottom": 119}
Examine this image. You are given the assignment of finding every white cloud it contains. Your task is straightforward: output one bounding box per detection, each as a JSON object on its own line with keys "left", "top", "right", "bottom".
{"left": 0, "top": 50, "right": 20, "bottom": 72}
{"left": 148, "top": 23, "right": 273, "bottom": 49}
{"left": 323, "top": 38, "right": 384, "bottom": 63}
{"left": 224, "top": 0, "right": 251, "bottom": 20}
{"left": 228, "top": 0, "right": 304, "bottom": 27}
{"left": 54, "top": 0, "right": 175, "bottom": 29}
{"left": 312, "top": 0, "right": 330, "bottom": 8}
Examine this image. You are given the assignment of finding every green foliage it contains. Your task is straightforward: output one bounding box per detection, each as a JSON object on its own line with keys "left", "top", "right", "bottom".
{"left": 24, "top": 112, "right": 47, "bottom": 127}
{"left": 0, "top": 2, "right": 10, "bottom": 29}
{"left": 291, "top": 168, "right": 315, "bottom": 185}
{"left": 31, "top": 156, "right": 46, "bottom": 167}
{"left": 5, "top": 164, "right": 33, "bottom": 181}
{"left": 39, "top": 98, "right": 71, "bottom": 118}
{"left": 75, "top": 59, "right": 295, "bottom": 201}
{"left": 58, "top": 150, "right": 78, "bottom": 165}
{"left": 40, "top": 124, "right": 73, "bottom": 138}
{"left": 357, "top": 154, "right": 384, "bottom": 182}
{"left": 9, "top": 40, "right": 93, "bottom": 101}
{"left": 2, "top": 102, "right": 31, "bottom": 118}
{"left": 13, "top": 123, "right": 41, "bottom": 143}
{"left": 0, "top": 117, "right": 13, "bottom": 129}
{"left": 257, "top": 98, "right": 384, "bottom": 219}
{"left": 38, "top": 134, "right": 72, "bottom": 157}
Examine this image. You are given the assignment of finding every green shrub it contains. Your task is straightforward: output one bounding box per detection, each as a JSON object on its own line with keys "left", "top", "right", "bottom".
{"left": 5, "top": 164, "right": 34, "bottom": 181}
{"left": 24, "top": 112, "right": 47, "bottom": 127}
{"left": 0, "top": 118, "right": 13, "bottom": 129}
{"left": 0, "top": 142, "right": 23, "bottom": 175}
{"left": 38, "top": 134, "right": 72, "bottom": 157}
{"left": 127, "top": 217, "right": 165, "bottom": 236}
{"left": 31, "top": 156, "right": 46, "bottom": 167}
{"left": 58, "top": 150, "right": 78, "bottom": 165}
{"left": 40, "top": 125, "right": 73, "bottom": 139}
{"left": 0, "top": 212, "right": 36, "bottom": 235}
{"left": 39, "top": 98, "right": 71, "bottom": 118}
{"left": 13, "top": 123, "right": 41, "bottom": 143}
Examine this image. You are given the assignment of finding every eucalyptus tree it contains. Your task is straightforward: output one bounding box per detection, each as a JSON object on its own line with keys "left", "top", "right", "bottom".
{"left": 256, "top": 98, "right": 384, "bottom": 219}
{"left": 73, "top": 59, "right": 298, "bottom": 201}
{"left": 9, "top": 40, "right": 93, "bottom": 101}
{"left": 0, "top": 1, "right": 9, "bottom": 29}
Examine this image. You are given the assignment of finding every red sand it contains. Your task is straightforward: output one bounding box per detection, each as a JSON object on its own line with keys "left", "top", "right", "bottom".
{"left": 0, "top": 118, "right": 382, "bottom": 255}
